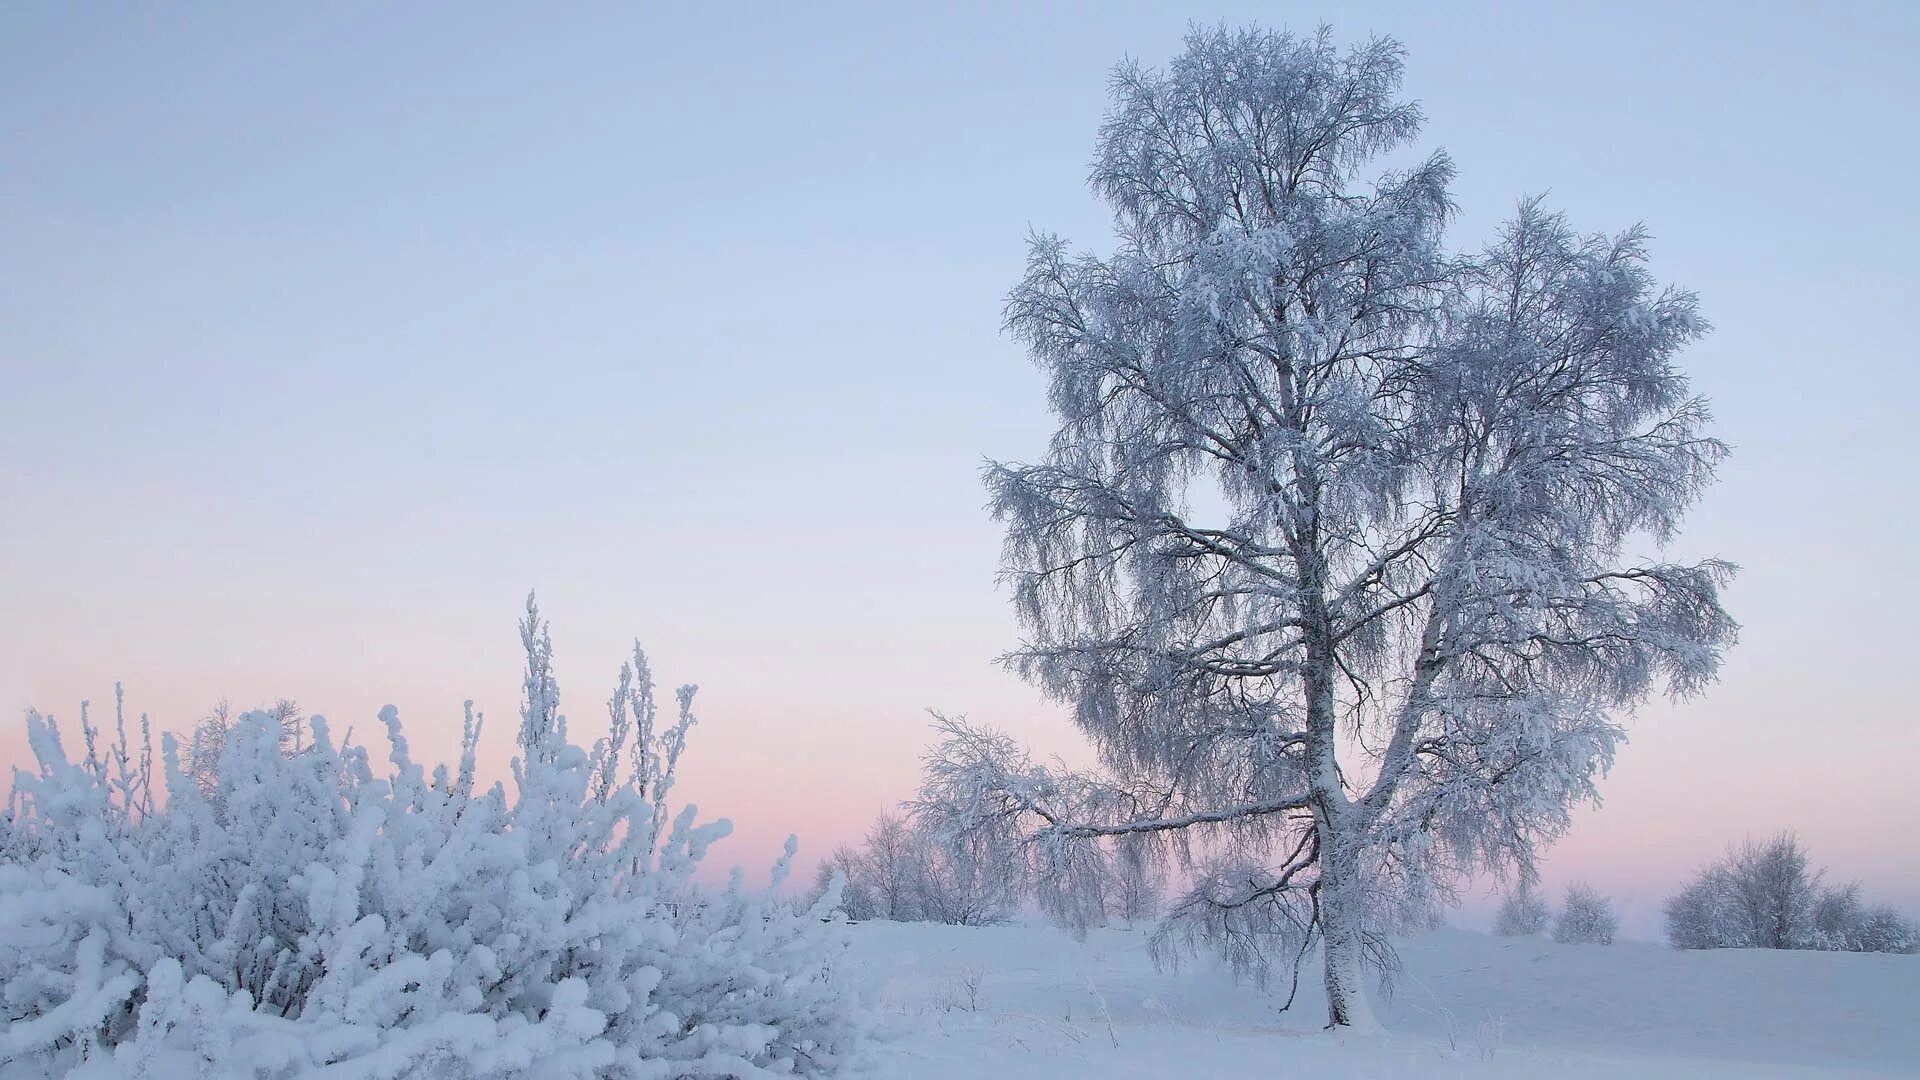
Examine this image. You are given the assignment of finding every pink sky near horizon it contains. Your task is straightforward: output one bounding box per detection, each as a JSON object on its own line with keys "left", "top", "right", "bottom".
{"left": 5, "top": 563, "right": 1916, "bottom": 941}
{"left": 4, "top": 2, "right": 1919, "bottom": 942}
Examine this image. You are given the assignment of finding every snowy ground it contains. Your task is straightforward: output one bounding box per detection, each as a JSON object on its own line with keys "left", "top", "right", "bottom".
{"left": 848, "top": 922, "right": 1920, "bottom": 1078}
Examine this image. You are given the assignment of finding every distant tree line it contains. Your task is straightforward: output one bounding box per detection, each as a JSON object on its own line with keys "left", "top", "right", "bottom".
{"left": 1491, "top": 832, "right": 1916, "bottom": 954}
{"left": 805, "top": 810, "right": 1163, "bottom": 928}
{"left": 1664, "top": 833, "right": 1916, "bottom": 953}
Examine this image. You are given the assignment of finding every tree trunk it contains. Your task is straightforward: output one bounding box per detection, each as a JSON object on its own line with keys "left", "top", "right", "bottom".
{"left": 1316, "top": 813, "right": 1379, "bottom": 1030}
{"left": 1288, "top": 392, "right": 1376, "bottom": 1030}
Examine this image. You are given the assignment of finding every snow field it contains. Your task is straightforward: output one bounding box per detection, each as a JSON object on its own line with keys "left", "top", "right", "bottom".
{"left": 850, "top": 921, "right": 1920, "bottom": 1078}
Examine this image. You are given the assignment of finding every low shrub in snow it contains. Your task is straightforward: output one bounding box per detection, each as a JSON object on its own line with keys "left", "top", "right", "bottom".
{"left": 1552, "top": 882, "right": 1617, "bottom": 945}
{"left": 0, "top": 597, "right": 861, "bottom": 1079}
{"left": 1810, "top": 885, "right": 1920, "bottom": 955}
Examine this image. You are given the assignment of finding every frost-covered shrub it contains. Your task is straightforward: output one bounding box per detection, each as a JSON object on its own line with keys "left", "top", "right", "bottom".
{"left": 1492, "top": 884, "right": 1550, "bottom": 937}
{"left": 0, "top": 597, "right": 861, "bottom": 1079}
{"left": 1811, "top": 885, "right": 1918, "bottom": 954}
{"left": 1849, "top": 905, "right": 1920, "bottom": 954}
{"left": 1664, "top": 868, "right": 1735, "bottom": 950}
{"left": 1811, "top": 883, "right": 1865, "bottom": 951}
{"left": 1552, "top": 882, "right": 1617, "bottom": 945}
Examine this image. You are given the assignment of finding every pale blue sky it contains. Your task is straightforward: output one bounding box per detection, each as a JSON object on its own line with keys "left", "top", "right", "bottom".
{"left": 4, "top": 2, "right": 1917, "bottom": 931}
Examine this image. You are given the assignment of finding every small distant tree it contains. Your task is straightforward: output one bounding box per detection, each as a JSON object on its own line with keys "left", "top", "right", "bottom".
{"left": 1493, "top": 882, "right": 1551, "bottom": 936}
{"left": 186, "top": 698, "right": 234, "bottom": 794}
{"left": 818, "top": 809, "right": 1019, "bottom": 926}
{"left": 862, "top": 812, "right": 926, "bottom": 921}
{"left": 273, "top": 697, "right": 306, "bottom": 751}
{"left": 187, "top": 696, "right": 304, "bottom": 795}
{"left": 808, "top": 847, "right": 877, "bottom": 921}
{"left": 913, "top": 825, "right": 1020, "bottom": 927}
{"left": 1553, "top": 882, "right": 1618, "bottom": 944}
{"left": 1728, "top": 833, "right": 1821, "bottom": 949}
{"left": 1108, "top": 843, "right": 1165, "bottom": 925}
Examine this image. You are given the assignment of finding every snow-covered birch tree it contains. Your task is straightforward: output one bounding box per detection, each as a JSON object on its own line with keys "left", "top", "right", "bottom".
{"left": 917, "top": 24, "right": 1735, "bottom": 1028}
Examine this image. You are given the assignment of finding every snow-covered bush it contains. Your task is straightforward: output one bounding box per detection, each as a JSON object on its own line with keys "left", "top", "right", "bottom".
{"left": 0, "top": 597, "right": 861, "bottom": 1079}
{"left": 1492, "top": 884, "right": 1550, "bottom": 937}
{"left": 1811, "top": 883, "right": 1866, "bottom": 951}
{"left": 1811, "top": 885, "right": 1919, "bottom": 954}
{"left": 1664, "top": 832, "right": 1914, "bottom": 953}
{"left": 1552, "top": 883, "right": 1617, "bottom": 945}
{"left": 1848, "top": 905, "right": 1920, "bottom": 954}
{"left": 1664, "top": 869, "right": 1735, "bottom": 950}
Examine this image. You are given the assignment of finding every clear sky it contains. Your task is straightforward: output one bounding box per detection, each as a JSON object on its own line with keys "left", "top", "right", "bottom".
{"left": 4, "top": 1, "right": 1917, "bottom": 937}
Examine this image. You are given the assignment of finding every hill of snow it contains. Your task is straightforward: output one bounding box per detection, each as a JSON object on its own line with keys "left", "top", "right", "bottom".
{"left": 849, "top": 922, "right": 1919, "bottom": 1078}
